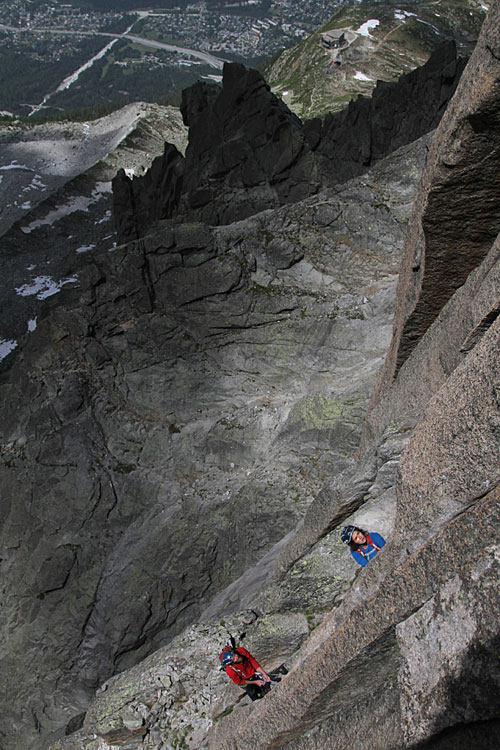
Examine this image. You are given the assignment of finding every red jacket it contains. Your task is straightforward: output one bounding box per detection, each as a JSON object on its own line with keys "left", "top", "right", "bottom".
{"left": 220, "top": 647, "right": 262, "bottom": 685}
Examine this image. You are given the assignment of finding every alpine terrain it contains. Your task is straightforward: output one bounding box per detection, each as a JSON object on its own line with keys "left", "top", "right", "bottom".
{"left": 0, "top": 1, "right": 498, "bottom": 749}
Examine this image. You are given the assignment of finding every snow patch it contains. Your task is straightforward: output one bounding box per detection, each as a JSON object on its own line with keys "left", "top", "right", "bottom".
{"left": 0, "top": 161, "right": 32, "bottom": 172}
{"left": 354, "top": 71, "right": 373, "bottom": 81}
{"left": 395, "top": 9, "right": 416, "bottom": 21}
{"left": 356, "top": 19, "right": 380, "bottom": 37}
{"left": 0, "top": 339, "right": 17, "bottom": 362}
{"left": 28, "top": 317, "right": 37, "bottom": 332}
{"left": 202, "top": 74, "right": 223, "bottom": 83}
{"left": 95, "top": 210, "right": 112, "bottom": 225}
{"left": 21, "top": 182, "right": 112, "bottom": 233}
{"left": 21, "top": 201, "right": 32, "bottom": 210}
{"left": 15, "top": 275, "right": 78, "bottom": 300}
{"left": 76, "top": 244, "right": 96, "bottom": 254}
{"left": 415, "top": 18, "right": 441, "bottom": 34}
{"left": 23, "top": 175, "right": 48, "bottom": 192}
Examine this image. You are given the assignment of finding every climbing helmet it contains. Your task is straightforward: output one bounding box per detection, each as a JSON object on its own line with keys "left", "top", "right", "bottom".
{"left": 221, "top": 649, "right": 234, "bottom": 666}
{"left": 341, "top": 525, "right": 355, "bottom": 545}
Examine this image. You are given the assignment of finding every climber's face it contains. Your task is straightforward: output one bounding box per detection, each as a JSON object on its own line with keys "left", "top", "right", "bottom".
{"left": 352, "top": 530, "right": 366, "bottom": 545}
{"left": 232, "top": 652, "right": 243, "bottom": 663}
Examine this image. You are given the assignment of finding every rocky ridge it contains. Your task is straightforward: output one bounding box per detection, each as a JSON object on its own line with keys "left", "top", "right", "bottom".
{"left": 112, "top": 42, "right": 465, "bottom": 240}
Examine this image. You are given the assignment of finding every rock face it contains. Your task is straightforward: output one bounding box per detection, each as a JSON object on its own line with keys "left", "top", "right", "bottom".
{"left": 371, "top": 1, "right": 500, "bottom": 397}
{"left": 178, "top": 64, "right": 318, "bottom": 225}
{"left": 205, "top": 6, "right": 500, "bottom": 748}
{"left": 0, "top": 129, "right": 427, "bottom": 748}
{"left": 112, "top": 142, "right": 185, "bottom": 244}
{"left": 2, "top": 7, "right": 499, "bottom": 750}
{"left": 113, "top": 63, "right": 318, "bottom": 236}
{"left": 113, "top": 46, "right": 466, "bottom": 243}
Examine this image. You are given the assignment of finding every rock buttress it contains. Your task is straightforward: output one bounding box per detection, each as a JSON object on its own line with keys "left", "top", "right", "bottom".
{"left": 371, "top": 2, "right": 500, "bottom": 405}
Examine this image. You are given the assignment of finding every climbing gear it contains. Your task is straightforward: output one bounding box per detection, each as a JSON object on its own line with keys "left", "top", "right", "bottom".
{"left": 341, "top": 525, "right": 355, "bottom": 544}
{"left": 221, "top": 648, "right": 234, "bottom": 667}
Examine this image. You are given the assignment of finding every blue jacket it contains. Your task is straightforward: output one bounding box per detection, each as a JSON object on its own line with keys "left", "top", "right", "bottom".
{"left": 351, "top": 532, "right": 386, "bottom": 567}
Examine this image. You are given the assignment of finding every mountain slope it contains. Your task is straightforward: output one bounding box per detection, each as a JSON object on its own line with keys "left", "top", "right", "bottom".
{"left": 0, "top": 3, "right": 499, "bottom": 750}
{"left": 0, "top": 103, "right": 187, "bottom": 356}
{"left": 265, "top": 0, "right": 486, "bottom": 118}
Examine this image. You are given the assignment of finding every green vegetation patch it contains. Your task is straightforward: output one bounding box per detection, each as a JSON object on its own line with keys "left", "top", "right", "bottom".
{"left": 0, "top": 34, "right": 104, "bottom": 117}
{"left": 266, "top": 0, "right": 485, "bottom": 119}
{"left": 287, "top": 393, "right": 362, "bottom": 432}
{"left": 42, "top": 40, "right": 209, "bottom": 121}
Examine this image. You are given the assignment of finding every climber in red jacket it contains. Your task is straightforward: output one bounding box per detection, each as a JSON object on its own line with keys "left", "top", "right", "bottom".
{"left": 220, "top": 646, "right": 285, "bottom": 701}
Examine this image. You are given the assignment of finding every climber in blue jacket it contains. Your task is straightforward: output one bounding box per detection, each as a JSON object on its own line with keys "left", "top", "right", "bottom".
{"left": 341, "top": 525, "right": 386, "bottom": 566}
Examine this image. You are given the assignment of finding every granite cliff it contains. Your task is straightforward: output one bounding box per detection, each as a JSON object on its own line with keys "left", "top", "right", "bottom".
{"left": 0, "top": 4, "right": 499, "bottom": 750}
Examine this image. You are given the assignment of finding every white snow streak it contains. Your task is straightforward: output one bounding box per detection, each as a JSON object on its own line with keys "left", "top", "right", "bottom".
{"left": 0, "top": 339, "right": 17, "bottom": 362}
{"left": 15, "top": 275, "right": 78, "bottom": 299}
{"left": 354, "top": 71, "right": 373, "bottom": 81}
{"left": 0, "top": 161, "right": 32, "bottom": 171}
{"left": 395, "top": 10, "right": 416, "bottom": 21}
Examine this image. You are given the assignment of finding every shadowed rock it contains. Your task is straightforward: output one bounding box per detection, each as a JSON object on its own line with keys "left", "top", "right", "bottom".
{"left": 203, "top": 7, "right": 500, "bottom": 750}
{"left": 304, "top": 41, "right": 467, "bottom": 185}
{"left": 112, "top": 142, "right": 185, "bottom": 244}
{"left": 112, "top": 47, "right": 466, "bottom": 242}
{"left": 177, "top": 63, "right": 318, "bottom": 225}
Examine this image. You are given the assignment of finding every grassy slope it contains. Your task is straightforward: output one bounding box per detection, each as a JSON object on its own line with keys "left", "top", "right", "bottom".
{"left": 264, "top": 0, "right": 487, "bottom": 119}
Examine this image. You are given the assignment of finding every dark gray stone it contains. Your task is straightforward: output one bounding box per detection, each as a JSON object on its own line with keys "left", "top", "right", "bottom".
{"left": 0, "top": 134, "right": 426, "bottom": 750}
{"left": 112, "top": 142, "right": 185, "bottom": 245}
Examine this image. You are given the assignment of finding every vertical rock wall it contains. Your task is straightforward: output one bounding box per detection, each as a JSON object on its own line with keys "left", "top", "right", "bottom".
{"left": 371, "top": 2, "right": 500, "bottom": 401}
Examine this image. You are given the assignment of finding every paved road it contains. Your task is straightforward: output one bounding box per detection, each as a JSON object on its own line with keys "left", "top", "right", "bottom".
{"left": 124, "top": 34, "right": 225, "bottom": 68}
{"left": 0, "top": 23, "right": 226, "bottom": 69}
